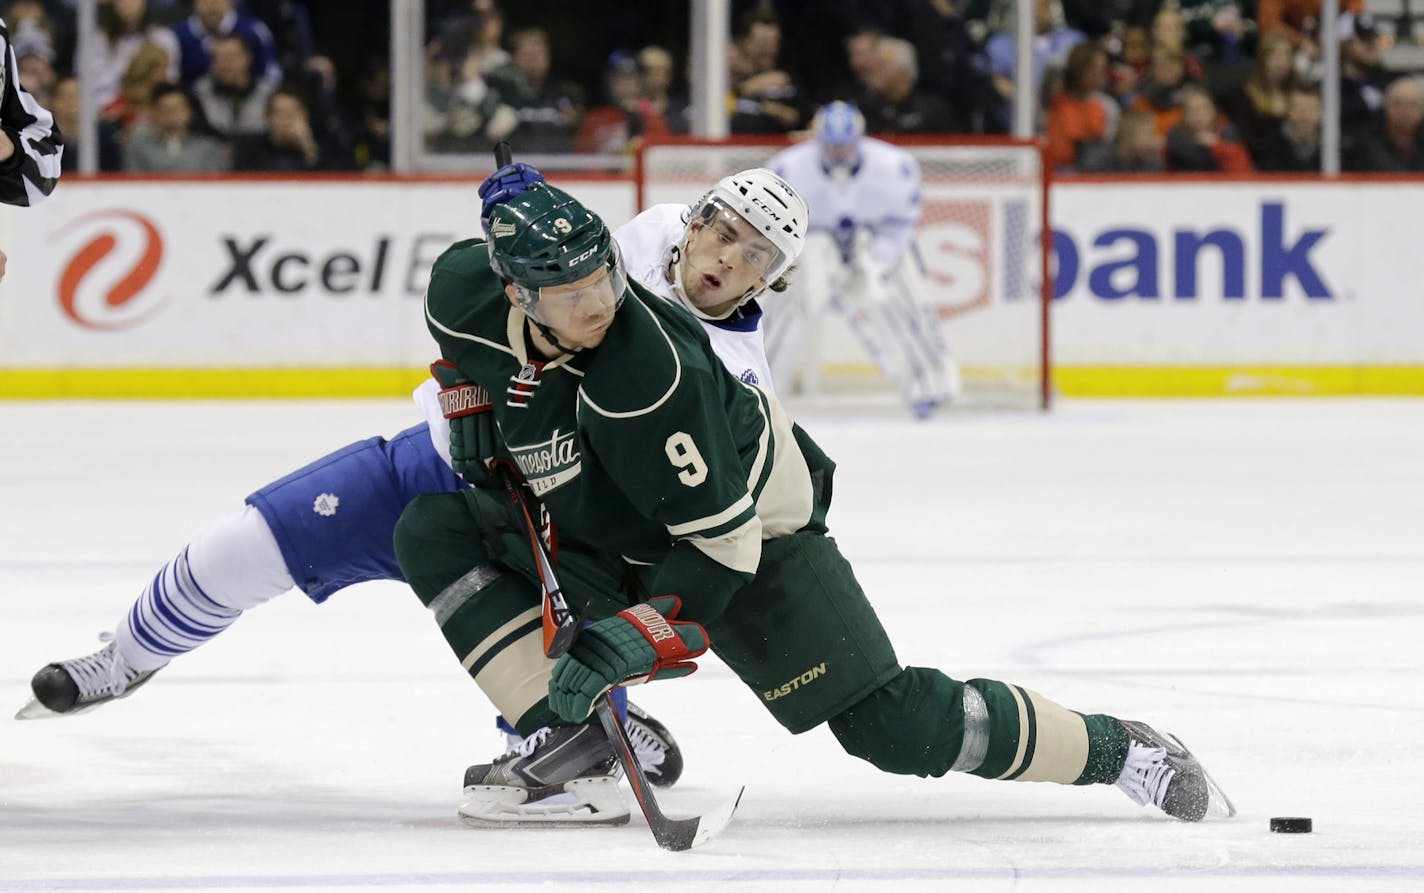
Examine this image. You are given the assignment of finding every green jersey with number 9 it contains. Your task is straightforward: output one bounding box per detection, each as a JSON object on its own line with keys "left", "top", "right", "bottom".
{"left": 424, "top": 237, "right": 823, "bottom": 623}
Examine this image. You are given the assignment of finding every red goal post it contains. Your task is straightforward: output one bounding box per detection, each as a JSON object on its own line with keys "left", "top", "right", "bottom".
{"left": 635, "top": 135, "right": 1053, "bottom": 410}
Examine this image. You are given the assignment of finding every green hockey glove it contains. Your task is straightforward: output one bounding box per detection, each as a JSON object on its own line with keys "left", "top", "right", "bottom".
{"left": 548, "top": 596, "right": 709, "bottom": 722}
{"left": 430, "top": 359, "right": 497, "bottom": 486}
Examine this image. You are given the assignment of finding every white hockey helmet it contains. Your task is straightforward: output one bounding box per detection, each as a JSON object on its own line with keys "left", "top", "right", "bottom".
{"left": 813, "top": 101, "right": 865, "bottom": 167}
{"left": 690, "top": 167, "right": 808, "bottom": 288}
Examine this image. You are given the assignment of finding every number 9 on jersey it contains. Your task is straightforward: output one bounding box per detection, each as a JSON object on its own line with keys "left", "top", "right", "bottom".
{"left": 665, "top": 432, "right": 708, "bottom": 486}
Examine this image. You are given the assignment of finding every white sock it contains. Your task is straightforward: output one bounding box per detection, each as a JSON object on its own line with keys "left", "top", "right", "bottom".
{"left": 113, "top": 505, "right": 295, "bottom": 672}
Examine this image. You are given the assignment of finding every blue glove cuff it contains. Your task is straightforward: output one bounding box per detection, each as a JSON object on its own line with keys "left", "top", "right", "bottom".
{"left": 479, "top": 163, "right": 546, "bottom": 233}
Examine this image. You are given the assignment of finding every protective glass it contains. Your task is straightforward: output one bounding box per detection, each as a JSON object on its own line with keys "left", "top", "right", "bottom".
{"left": 514, "top": 243, "right": 629, "bottom": 325}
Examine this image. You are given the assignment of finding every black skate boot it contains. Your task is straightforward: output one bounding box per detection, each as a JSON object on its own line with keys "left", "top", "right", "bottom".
{"left": 18, "top": 637, "right": 161, "bottom": 719}
{"left": 625, "top": 701, "right": 684, "bottom": 789}
{"left": 461, "top": 723, "right": 628, "bottom": 825}
{"left": 499, "top": 701, "right": 685, "bottom": 790}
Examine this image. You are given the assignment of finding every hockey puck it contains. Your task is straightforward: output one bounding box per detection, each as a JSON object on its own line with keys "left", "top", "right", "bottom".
{"left": 1270, "top": 817, "right": 1312, "bottom": 833}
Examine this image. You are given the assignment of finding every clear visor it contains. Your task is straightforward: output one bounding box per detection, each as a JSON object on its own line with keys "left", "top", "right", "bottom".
{"left": 513, "top": 243, "right": 629, "bottom": 325}
{"left": 696, "top": 197, "right": 788, "bottom": 277}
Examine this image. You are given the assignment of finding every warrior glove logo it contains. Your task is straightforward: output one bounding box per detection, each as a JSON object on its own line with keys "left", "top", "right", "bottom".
{"left": 491, "top": 221, "right": 517, "bottom": 239}
{"left": 438, "top": 382, "right": 491, "bottom": 417}
{"left": 625, "top": 603, "right": 676, "bottom": 643}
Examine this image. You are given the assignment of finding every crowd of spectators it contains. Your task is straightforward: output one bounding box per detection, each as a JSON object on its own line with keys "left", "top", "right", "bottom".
{"left": 1033, "top": 1, "right": 1421, "bottom": 173}
{"left": 5, "top": 0, "right": 1424, "bottom": 174}
{"left": 3, "top": 0, "right": 370, "bottom": 172}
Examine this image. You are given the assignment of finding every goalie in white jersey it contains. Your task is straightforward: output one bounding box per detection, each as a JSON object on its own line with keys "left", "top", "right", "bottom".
{"left": 768, "top": 101, "right": 961, "bottom": 418}
{"left": 21, "top": 165, "right": 804, "bottom": 800}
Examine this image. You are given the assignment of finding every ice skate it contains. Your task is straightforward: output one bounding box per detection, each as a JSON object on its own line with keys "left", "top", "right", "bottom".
{"left": 17, "top": 636, "right": 161, "bottom": 720}
{"left": 1115, "top": 720, "right": 1236, "bottom": 821}
{"left": 625, "top": 701, "right": 683, "bottom": 788}
{"left": 460, "top": 723, "right": 629, "bottom": 826}
{"left": 499, "top": 701, "right": 684, "bottom": 790}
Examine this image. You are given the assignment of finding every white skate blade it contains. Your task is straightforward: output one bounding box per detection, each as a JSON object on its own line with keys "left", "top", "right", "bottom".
{"left": 458, "top": 775, "right": 630, "bottom": 827}
{"left": 13, "top": 698, "right": 98, "bottom": 721}
{"left": 1162, "top": 730, "right": 1237, "bottom": 820}
{"left": 1202, "top": 768, "right": 1237, "bottom": 819}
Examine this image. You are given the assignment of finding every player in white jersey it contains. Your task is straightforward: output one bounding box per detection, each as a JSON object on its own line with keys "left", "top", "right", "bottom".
{"left": 613, "top": 195, "right": 779, "bottom": 391}
{"left": 22, "top": 165, "right": 806, "bottom": 791}
{"left": 767, "top": 101, "right": 961, "bottom": 418}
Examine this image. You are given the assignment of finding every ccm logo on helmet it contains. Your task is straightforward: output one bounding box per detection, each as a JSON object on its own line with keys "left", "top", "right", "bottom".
{"left": 568, "top": 245, "right": 599, "bottom": 267}
{"left": 55, "top": 209, "right": 166, "bottom": 331}
{"left": 749, "top": 195, "right": 783, "bottom": 222}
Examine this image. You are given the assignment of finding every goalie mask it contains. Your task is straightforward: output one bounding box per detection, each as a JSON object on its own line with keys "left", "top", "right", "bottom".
{"left": 813, "top": 101, "right": 866, "bottom": 170}
{"left": 487, "top": 183, "right": 629, "bottom": 336}
{"left": 669, "top": 168, "right": 808, "bottom": 320}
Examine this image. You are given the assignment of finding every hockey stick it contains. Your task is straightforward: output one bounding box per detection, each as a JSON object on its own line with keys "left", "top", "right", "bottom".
{"left": 493, "top": 461, "right": 586, "bottom": 656}
{"left": 489, "top": 142, "right": 743, "bottom": 851}
{"left": 504, "top": 464, "right": 744, "bottom": 851}
{"left": 493, "top": 140, "right": 514, "bottom": 168}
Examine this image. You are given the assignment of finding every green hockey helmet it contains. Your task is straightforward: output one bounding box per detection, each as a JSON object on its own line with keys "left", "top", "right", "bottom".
{"left": 486, "top": 183, "right": 628, "bottom": 321}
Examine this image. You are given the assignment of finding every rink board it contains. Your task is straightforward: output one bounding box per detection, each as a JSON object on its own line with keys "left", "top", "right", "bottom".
{"left": 1, "top": 176, "right": 1421, "bottom": 397}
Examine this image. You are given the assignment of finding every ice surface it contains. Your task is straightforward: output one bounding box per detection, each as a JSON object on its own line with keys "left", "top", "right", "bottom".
{"left": 1, "top": 398, "right": 1421, "bottom": 891}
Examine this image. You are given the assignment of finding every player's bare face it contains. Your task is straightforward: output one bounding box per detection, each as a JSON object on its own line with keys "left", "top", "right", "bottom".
{"left": 511, "top": 266, "right": 623, "bottom": 354}
{"left": 681, "top": 215, "right": 778, "bottom": 316}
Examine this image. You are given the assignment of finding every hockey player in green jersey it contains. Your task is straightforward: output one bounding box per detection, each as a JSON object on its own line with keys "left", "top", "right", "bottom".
{"left": 394, "top": 178, "right": 1232, "bottom": 827}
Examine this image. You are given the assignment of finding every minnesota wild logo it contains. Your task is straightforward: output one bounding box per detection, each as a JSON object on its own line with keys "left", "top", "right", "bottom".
{"left": 507, "top": 428, "right": 581, "bottom": 496}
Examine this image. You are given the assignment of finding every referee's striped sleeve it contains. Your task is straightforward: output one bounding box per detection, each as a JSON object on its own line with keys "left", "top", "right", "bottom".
{"left": 0, "top": 17, "right": 63, "bottom": 207}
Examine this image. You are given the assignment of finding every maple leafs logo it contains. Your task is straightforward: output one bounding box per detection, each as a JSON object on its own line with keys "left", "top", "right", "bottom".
{"left": 313, "top": 493, "right": 340, "bottom": 517}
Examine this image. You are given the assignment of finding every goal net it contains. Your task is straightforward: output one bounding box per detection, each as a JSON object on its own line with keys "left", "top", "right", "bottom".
{"left": 636, "top": 136, "right": 1051, "bottom": 410}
